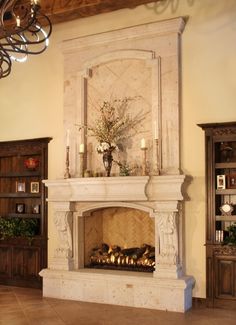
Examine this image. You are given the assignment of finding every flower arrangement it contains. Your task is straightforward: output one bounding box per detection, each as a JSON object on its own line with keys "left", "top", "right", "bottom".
{"left": 96, "top": 142, "right": 118, "bottom": 154}
{"left": 77, "top": 97, "right": 146, "bottom": 176}
{"left": 78, "top": 97, "right": 144, "bottom": 153}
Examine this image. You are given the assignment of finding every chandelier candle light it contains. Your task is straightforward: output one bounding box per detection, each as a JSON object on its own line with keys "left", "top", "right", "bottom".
{"left": 0, "top": 0, "right": 52, "bottom": 78}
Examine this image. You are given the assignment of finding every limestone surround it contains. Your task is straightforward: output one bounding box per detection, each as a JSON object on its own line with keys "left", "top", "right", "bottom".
{"left": 40, "top": 17, "right": 195, "bottom": 312}
{"left": 41, "top": 175, "right": 194, "bottom": 312}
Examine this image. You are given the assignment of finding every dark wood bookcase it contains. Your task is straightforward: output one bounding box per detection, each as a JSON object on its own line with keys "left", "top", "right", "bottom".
{"left": 198, "top": 122, "right": 236, "bottom": 308}
{"left": 0, "top": 138, "right": 51, "bottom": 288}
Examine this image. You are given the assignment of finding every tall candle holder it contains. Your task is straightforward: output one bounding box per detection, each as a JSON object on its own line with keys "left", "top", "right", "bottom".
{"left": 79, "top": 152, "right": 84, "bottom": 177}
{"left": 141, "top": 147, "right": 147, "bottom": 176}
{"left": 64, "top": 146, "right": 71, "bottom": 179}
{"left": 155, "top": 138, "right": 160, "bottom": 175}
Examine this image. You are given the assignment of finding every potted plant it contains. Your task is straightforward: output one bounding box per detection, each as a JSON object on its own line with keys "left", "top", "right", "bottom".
{"left": 223, "top": 223, "right": 236, "bottom": 245}
{"left": 0, "top": 217, "right": 39, "bottom": 244}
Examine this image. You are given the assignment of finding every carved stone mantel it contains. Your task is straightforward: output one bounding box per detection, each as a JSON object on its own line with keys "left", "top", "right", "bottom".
{"left": 44, "top": 175, "right": 185, "bottom": 277}
{"left": 41, "top": 174, "right": 194, "bottom": 311}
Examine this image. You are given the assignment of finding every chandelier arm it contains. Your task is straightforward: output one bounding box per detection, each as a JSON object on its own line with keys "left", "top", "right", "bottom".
{"left": 3, "top": 44, "right": 47, "bottom": 55}
{"left": 0, "top": 12, "right": 51, "bottom": 40}
{"left": 0, "top": 0, "right": 52, "bottom": 78}
{"left": 0, "top": 46, "right": 12, "bottom": 78}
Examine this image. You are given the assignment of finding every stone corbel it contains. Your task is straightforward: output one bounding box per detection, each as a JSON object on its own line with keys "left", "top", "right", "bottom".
{"left": 154, "top": 201, "right": 183, "bottom": 279}
{"left": 49, "top": 202, "right": 75, "bottom": 271}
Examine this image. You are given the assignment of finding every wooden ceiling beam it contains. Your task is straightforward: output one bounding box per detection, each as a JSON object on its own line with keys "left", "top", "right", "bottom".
{"left": 40, "top": 0, "right": 161, "bottom": 24}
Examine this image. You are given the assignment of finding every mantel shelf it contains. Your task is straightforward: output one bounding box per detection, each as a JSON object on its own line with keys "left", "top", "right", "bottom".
{"left": 43, "top": 175, "right": 186, "bottom": 203}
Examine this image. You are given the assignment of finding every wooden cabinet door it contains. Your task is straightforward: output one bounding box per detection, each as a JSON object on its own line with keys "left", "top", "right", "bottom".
{"left": 0, "top": 246, "right": 12, "bottom": 278}
{"left": 12, "top": 247, "right": 41, "bottom": 280}
{"left": 12, "top": 247, "right": 24, "bottom": 279}
{"left": 215, "top": 256, "right": 236, "bottom": 299}
{"left": 24, "top": 247, "right": 41, "bottom": 280}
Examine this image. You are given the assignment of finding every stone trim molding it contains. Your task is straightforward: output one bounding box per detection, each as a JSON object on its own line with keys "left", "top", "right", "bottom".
{"left": 61, "top": 17, "right": 186, "bottom": 53}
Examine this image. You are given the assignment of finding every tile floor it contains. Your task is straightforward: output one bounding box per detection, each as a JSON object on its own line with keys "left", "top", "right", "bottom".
{"left": 0, "top": 285, "right": 236, "bottom": 325}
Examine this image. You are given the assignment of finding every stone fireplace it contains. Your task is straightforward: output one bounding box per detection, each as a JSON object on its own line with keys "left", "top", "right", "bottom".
{"left": 40, "top": 17, "right": 195, "bottom": 312}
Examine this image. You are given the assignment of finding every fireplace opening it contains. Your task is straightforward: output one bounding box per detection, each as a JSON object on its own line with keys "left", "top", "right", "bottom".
{"left": 83, "top": 207, "right": 155, "bottom": 272}
{"left": 89, "top": 242, "right": 155, "bottom": 272}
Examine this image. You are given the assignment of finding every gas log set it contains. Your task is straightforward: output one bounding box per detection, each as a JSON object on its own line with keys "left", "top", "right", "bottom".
{"left": 88, "top": 243, "right": 155, "bottom": 272}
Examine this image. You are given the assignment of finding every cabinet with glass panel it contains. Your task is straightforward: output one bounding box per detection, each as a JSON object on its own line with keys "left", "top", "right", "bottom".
{"left": 199, "top": 122, "right": 236, "bottom": 308}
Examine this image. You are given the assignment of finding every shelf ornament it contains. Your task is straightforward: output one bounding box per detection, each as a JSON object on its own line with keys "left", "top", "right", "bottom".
{"left": 220, "top": 202, "right": 234, "bottom": 216}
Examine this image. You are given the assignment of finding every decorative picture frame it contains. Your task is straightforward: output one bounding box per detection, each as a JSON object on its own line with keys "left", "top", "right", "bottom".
{"left": 16, "top": 181, "right": 26, "bottom": 193}
{"left": 16, "top": 203, "right": 25, "bottom": 214}
{"left": 32, "top": 204, "right": 40, "bottom": 214}
{"left": 30, "top": 181, "right": 40, "bottom": 193}
{"left": 216, "top": 175, "right": 226, "bottom": 190}
{"left": 228, "top": 174, "right": 236, "bottom": 189}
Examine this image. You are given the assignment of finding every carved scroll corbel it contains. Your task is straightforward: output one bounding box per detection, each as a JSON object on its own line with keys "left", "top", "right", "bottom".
{"left": 53, "top": 211, "right": 73, "bottom": 258}
{"left": 156, "top": 211, "right": 178, "bottom": 265}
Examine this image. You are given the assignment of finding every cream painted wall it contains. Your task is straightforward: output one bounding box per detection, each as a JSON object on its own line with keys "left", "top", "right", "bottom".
{"left": 1, "top": 0, "right": 236, "bottom": 298}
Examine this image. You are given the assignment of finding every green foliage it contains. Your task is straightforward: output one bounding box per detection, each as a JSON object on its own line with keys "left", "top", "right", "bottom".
{"left": 0, "top": 217, "right": 39, "bottom": 240}
{"left": 223, "top": 223, "right": 236, "bottom": 245}
{"left": 114, "top": 160, "right": 132, "bottom": 176}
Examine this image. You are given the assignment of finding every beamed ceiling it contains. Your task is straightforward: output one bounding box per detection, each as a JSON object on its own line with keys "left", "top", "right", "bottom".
{"left": 39, "top": 0, "right": 160, "bottom": 24}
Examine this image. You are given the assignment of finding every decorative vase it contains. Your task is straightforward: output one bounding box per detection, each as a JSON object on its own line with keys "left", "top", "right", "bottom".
{"left": 103, "top": 151, "right": 113, "bottom": 177}
{"left": 24, "top": 157, "right": 39, "bottom": 170}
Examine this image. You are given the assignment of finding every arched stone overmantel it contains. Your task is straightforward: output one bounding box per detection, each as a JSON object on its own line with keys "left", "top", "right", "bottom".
{"left": 73, "top": 49, "right": 161, "bottom": 176}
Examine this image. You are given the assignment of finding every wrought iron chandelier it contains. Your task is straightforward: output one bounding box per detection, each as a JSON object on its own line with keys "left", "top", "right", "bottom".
{"left": 0, "top": 0, "right": 52, "bottom": 79}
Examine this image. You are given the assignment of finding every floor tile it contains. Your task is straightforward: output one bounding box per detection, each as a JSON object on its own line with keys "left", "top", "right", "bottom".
{"left": 1, "top": 285, "right": 236, "bottom": 325}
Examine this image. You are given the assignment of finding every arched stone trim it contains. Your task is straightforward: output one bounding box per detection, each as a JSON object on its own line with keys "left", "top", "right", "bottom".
{"left": 80, "top": 49, "right": 156, "bottom": 73}
{"left": 74, "top": 50, "right": 162, "bottom": 176}
{"left": 75, "top": 201, "right": 155, "bottom": 218}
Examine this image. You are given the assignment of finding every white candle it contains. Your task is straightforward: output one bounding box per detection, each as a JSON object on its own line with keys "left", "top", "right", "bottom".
{"left": 79, "top": 143, "right": 84, "bottom": 153}
{"left": 66, "top": 129, "right": 70, "bottom": 147}
{"left": 16, "top": 16, "right": 20, "bottom": 27}
{"left": 141, "top": 138, "right": 146, "bottom": 149}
